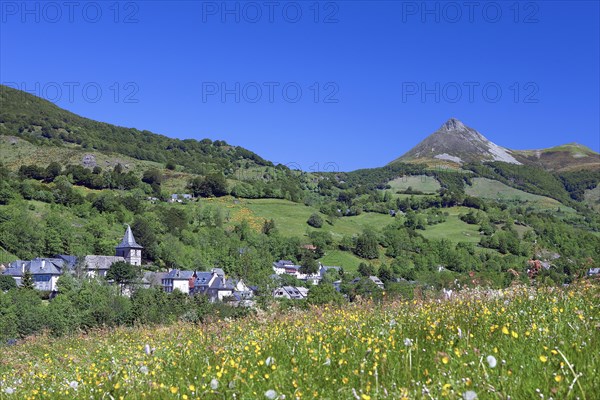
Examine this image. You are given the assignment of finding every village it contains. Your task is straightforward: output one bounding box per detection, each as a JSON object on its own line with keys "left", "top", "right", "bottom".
{"left": 0, "top": 225, "right": 386, "bottom": 303}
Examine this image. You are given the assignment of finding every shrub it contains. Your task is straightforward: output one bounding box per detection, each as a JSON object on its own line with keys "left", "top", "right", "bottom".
{"left": 307, "top": 213, "right": 323, "bottom": 228}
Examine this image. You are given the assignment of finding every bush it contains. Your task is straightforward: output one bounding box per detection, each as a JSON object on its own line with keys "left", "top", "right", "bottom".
{"left": 307, "top": 283, "right": 344, "bottom": 305}
{"left": 307, "top": 213, "right": 323, "bottom": 228}
{"left": 0, "top": 291, "right": 18, "bottom": 342}
{"left": 0, "top": 275, "right": 16, "bottom": 291}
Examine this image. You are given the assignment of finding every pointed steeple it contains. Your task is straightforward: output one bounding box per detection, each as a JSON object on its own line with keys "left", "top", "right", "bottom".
{"left": 116, "top": 225, "right": 143, "bottom": 250}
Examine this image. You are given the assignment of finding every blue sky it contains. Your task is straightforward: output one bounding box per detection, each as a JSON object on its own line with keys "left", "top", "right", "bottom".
{"left": 1, "top": 1, "right": 598, "bottom": 171}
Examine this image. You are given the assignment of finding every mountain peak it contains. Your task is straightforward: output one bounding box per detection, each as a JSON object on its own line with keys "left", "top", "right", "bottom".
{"left": 392, "top": 119, "right": 522, "bottom": 165}
{"left": 440, "top": 118, "right": 468, "bottom": 132}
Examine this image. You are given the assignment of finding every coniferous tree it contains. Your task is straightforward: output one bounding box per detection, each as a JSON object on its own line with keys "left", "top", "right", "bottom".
{"left": 21, "top": 270, "right": 34, "bottom": 290}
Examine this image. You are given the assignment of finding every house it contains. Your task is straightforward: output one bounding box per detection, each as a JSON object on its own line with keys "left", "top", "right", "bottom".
{"left": 206, "top": 275, "right": 235, "bottom": 302}
{"left": 4, "top": 258, "right": 66, "bottom": 292}
{"left": 227, "top": 278, "right": 254, "bottom": 305}
{"left": 319, "top": 264, "right": 341, "bottom": 279}
{"left": 83, "top": 255, "right": 126, "bottom": 278}
{"left": 189, "top": 269, "right": 241, "bottom": 302}
{"left": 140, "top": 272, "right": 166, "bottom": 289}
{"left": 169, "top": 194, "right": 193, "bottom": 203}
{"left": 272, "top": 286, "right": 308, "bottom": 300}
{"left": 296, "top": 286, "right": 310, "bottom": 298}
{"left": 82, "top": 225, "right": 144, "bottom": 277}
{"left": 351, "top": 276, "right": 385, "bottom": 290}
{"left": 272, "top": 260, "right": 322, "bottom": 285}
{"left": 303, "top": 273, "right": 321, "bottom": 285}
{"left": 272, "top": 260, "right": 300, "bottom": 275}
{"left": 162, "top": 270, "right": 196, "bottom": 294}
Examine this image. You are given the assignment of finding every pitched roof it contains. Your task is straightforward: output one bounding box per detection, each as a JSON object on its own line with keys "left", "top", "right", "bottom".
{"left": 273, "top": 260, "right": 295, "bottom": 268}
{"left": 211, "top": 268, "right": 225, "bottom": 277}
{"left": 115, "top": 225, "right": 143, "bottom": 249}
{"left": 164, "top": 269, "right": 196, "bottom": 280}
{"left": 209, "top": 276, "right": 234, "bottom": 290}
{"left": 56, "top": 255, "right": 78, "bottom": 269}
{"left": 194, "top": 272, "right": 215, "bottom": 286}
{"left": 142, "top": 272, "right": 166, "bottom": 286}
{"left": 84, "top": 255, "right": 126, "bottom": 271}
{"left": 4, "top": 258, "right": 63, "bottom": 276}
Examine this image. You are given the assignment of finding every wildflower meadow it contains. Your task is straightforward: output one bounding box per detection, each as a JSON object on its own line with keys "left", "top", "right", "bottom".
{"left": 1, "top": 284, "right": 598, "bottom": 399}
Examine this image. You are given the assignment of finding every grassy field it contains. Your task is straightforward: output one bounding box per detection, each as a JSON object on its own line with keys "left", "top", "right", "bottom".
{"left": 387, "top": 175, "right": 441, "bottom": 194}
{"left": 319, "top": 250, "right": 364, "bottom": 272}
{"left": 420, "top": 207, "right": 481, "bottom": 244}
{"left": 242, "top": 199, "right": 394, "bottom": 239}
{"left": 1, "top": 284, "right": 598, "bottom": 399}
{"left": 465, "top": 178, "right": 574, "bottom": 212}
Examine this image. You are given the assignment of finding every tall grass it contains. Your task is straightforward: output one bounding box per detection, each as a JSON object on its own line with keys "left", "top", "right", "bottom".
{"left": 1, "top": 283, "right": 598, "bottom": 399}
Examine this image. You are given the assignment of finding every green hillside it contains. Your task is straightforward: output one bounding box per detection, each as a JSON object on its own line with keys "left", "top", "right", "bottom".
{"left": 1, "top": 86, "right": 599, "bottom": 288}
{"left": 465, "top": 178, "right": 574, "bottom": 212}
{"left": 513, "top": 143, "right": 600, "bottom": 171}
{"left": 0, "top": 84, "right": 270, "bottom": 174}
{"left": 387, "top": 175, "right": 441, "bottom": 194}
{"left": 420, "top": 207, "right": 482, "bottom": 243}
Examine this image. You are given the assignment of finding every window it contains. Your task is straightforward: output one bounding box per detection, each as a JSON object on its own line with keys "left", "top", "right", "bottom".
{"left": 33, "top": 275, "right": 51, "bottom": 282}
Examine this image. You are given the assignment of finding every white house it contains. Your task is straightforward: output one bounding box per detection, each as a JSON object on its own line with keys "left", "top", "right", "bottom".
{"left": 272, "top": 260, "right": 322, "bottom": 285}
{"left": 162, "top": 269, "right": 196, "bottom": 294}
{"left": 4, "top": 258, "right": 64, "bottom": 291}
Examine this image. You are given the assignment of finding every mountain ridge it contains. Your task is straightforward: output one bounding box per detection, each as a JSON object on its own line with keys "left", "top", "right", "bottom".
{"left": 391, "top": 118, "right": 599, "bottom": 172}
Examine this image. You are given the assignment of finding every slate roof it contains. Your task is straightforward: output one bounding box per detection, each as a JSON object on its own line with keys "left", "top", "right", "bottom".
{"left": 273, "top": 286, "right": 307, "bottom": 299}
{"left": 164, "top": 269, "right": 196, "bottom": 280}
{"left": 273, "top": 260, "right": 295, "bottom": 268}
{"left": 56, "top": 255, "right": 78, "bottom": 269}
{"left": 84, "top": 255, "right": 125, "bottom": 271}
{"left": 115, "top": 225, "right": 143, "bottom": 249}
{"left": 194, "top": 272, "right": 215, "bottom": 286}
{"left": 142, "top": 272, "right": 166, "bottom": 287}
{"left": 210, "top": 276, "right": 234, "bottom": 291}
{"left": 4, "top": 258, "right": 64, "bottom": 276}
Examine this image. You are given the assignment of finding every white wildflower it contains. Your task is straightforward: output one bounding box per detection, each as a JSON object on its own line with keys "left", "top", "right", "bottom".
{"left": 68, "top": 381, "right": 79, "bottom": 390}
{"left": 265, "top": 356, "right": 273, "bottom": 366}
{"left": 323, "top": 358, "right": 331, "bottom": 366}
{"left": 139, "top": 366, "right": 149, "bottom": 375}
{"left": 144, "top": 344, "right": 151, "bottom": 355}
{"left": 463, "top": 390, "right": 478, "bottom": 400}
{"left": 486, "top": 355, "right": 497, "bottom": 368}
{"left": 265, "top": 389, "right": 278, "bottom": 399}
{"left": 210, "top": 378, "right": 219, "bottom": 390}
{"left": 4, "top": 387, "right": 15, "bottom": 395}
{"left": 404, "top": 338, "right": 413, "bottom": 347}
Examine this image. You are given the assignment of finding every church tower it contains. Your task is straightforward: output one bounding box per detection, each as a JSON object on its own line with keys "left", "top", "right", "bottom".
{"left": 115, "top": 225, "right": 143, "bottom": 266}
